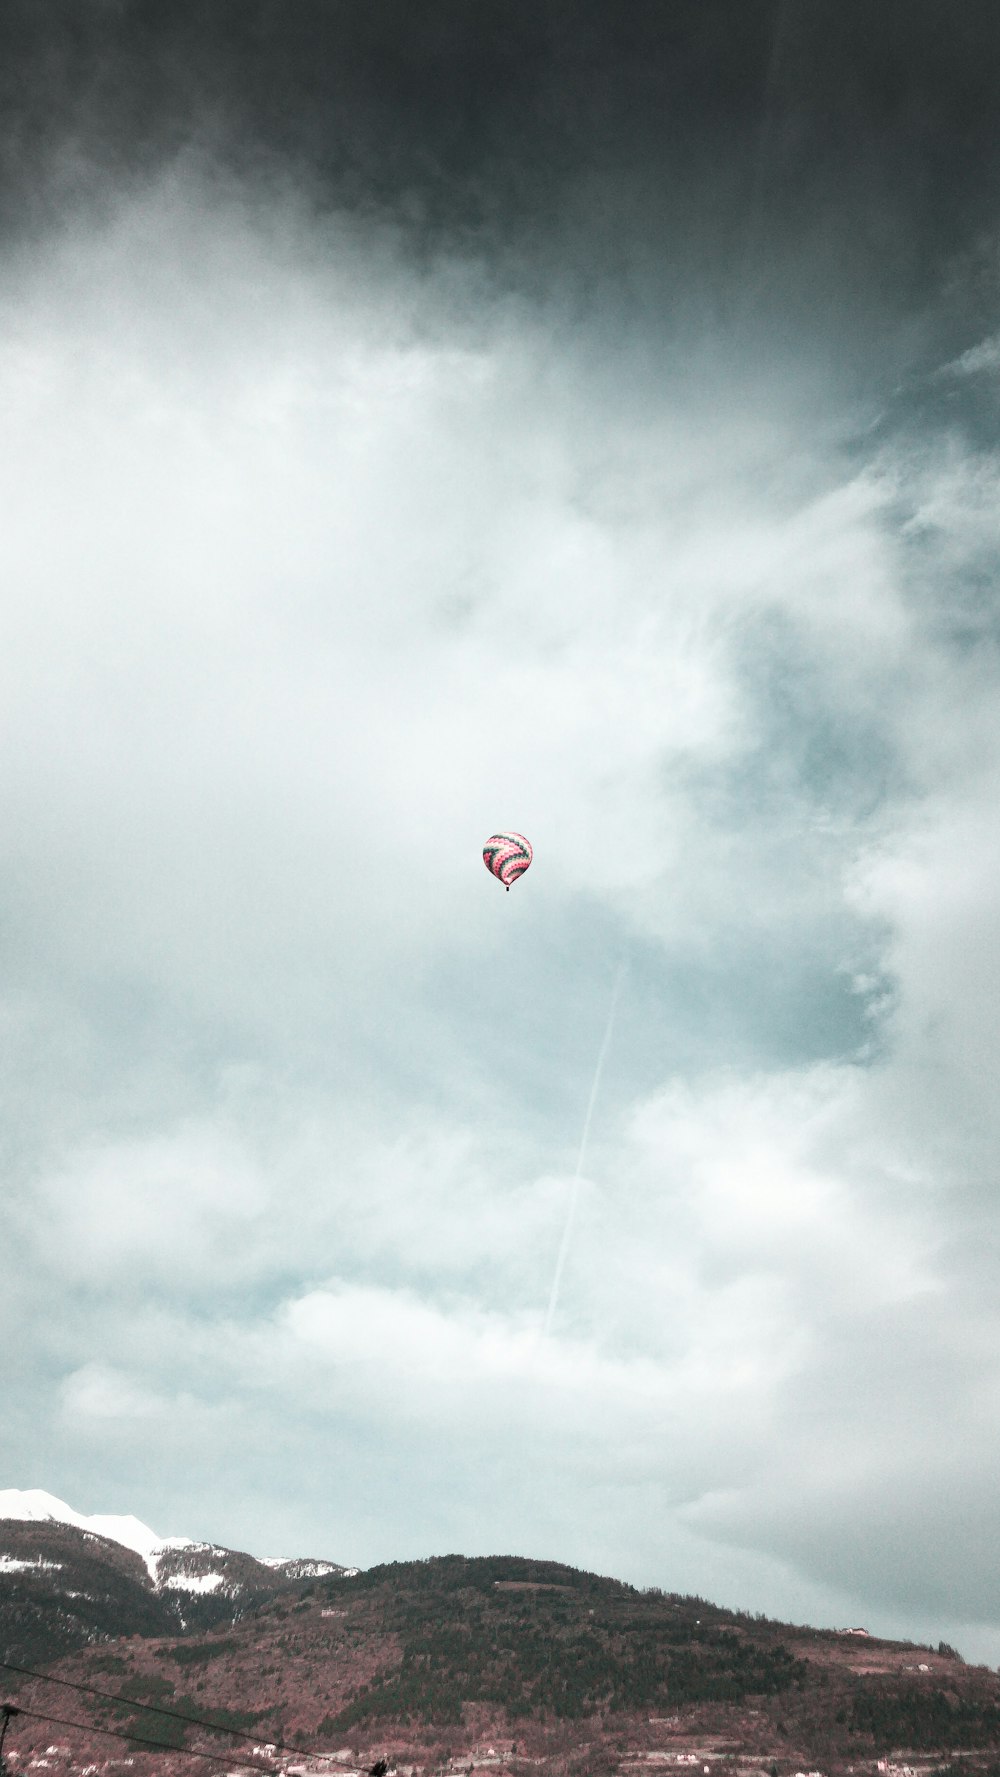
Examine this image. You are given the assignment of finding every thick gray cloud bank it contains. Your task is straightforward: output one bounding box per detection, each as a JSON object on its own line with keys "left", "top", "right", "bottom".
{"left": 4, "top": 0, "right": 1000, "bottom": 1667}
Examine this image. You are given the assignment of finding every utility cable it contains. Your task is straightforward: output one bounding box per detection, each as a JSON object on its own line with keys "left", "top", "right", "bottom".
{"left": 0, "top": 1661, "right": 317, "bottom": 1765}
{"left": 0, "top": 1701, "right": 270, "bottom": 1771}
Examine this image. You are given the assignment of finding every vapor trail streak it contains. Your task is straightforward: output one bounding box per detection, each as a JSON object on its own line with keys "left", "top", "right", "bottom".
{"left": 543, "top": 958, "right": 627, "bottom": 1338}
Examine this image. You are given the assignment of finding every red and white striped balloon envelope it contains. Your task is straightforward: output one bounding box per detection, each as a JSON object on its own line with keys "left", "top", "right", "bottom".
{"left": 483, "top": 832, "right": 533, "bottom": 891}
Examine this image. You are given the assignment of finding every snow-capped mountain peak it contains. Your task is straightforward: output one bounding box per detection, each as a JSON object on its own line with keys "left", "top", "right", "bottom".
{"left": 0, "top": 1488, "right": 184, "bottom": 1580}
{"left": 260, "top": 1556, "right": 355, "bottom": 1578}
{"left": 1, "top": 1488, "right": 356, "bottom": 1666}
{"left": 0, "top": 1489, "right": 356, "bottom": 1600}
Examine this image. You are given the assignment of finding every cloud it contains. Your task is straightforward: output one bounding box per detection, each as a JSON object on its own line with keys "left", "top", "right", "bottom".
{"left": 2, "top": 168, "right": 1000, "bottom": 1663}
{"left": 60, "top": 1364, "right": 179, "bottom": 1421}
{"left": 32, "top": 1125, "right": 271, "bottom": 1288}
{"left": 943, "top": 333, "right": 1000, "bottom": 377}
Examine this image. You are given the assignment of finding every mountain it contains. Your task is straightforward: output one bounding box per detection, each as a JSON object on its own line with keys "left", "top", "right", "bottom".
{"left": 3, "top": 1503, "right": 999, "bottom": 1777}
{"left": 0, "top": 1490, "right": 355, "bottom": 1663}
{"left": 0, "top": 1492, "right": 184, "bottom": 1580}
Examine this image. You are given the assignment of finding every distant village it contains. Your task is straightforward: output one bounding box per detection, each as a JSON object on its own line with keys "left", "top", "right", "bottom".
{"left": 2, "top": 1729, "right": 984, "bottom": 1777}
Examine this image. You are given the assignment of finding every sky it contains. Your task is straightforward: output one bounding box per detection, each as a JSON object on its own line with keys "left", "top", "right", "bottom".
{"left": 3, "top": 0, "right": 1000, "bottom": 1666}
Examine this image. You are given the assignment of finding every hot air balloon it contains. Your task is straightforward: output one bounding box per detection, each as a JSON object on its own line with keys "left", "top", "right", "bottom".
{"left": 483, "top": 832, "right": 533, "bottom": 891}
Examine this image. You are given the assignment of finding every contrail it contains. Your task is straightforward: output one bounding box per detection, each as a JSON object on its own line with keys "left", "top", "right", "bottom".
{"left": 543, "top": 956, "right": 628, "bottom": 1338}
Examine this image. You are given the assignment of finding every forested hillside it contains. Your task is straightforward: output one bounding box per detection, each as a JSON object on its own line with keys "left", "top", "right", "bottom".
{"left": 4, "top": 1548, "right": 999, "bottom": 1777}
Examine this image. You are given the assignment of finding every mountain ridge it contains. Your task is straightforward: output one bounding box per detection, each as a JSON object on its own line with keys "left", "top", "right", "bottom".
{"left": 0, "top": 1490, "right": 356, "bottom": 1663}
{"left": 0, "top": 1489, "right": 357, "bottom": 1592}
{"left": 2, "top": 1495, "right": 998, "bottom": 1777}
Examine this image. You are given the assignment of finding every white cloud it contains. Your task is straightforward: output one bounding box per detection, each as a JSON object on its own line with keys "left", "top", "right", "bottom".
{"left": 942, "top": 332, "right": 1000, "bottom": 377}
{"left": 3, "top": 174, "right": 1000, "bottom": 1658}
{"left": 61, "top": 1364, "right": 174, "bottom": 1421}
{"left": 34, "top": 1126, "right": 270, "bottom": 1285}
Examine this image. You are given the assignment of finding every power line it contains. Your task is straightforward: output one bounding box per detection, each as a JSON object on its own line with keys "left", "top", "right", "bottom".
{"left": 0, "top": 1701, "right": 270, "bottom": 1771}
{"left": 0, "top": 1662, "right": 313, "bottom": 1766}
{"left": 1, "top": 1702, "right": 22, "bottom": 1765}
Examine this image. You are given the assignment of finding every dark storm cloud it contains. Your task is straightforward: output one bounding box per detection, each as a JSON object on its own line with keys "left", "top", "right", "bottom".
{"left": 4, "top": 1, "right": 1000, "bottom": 374}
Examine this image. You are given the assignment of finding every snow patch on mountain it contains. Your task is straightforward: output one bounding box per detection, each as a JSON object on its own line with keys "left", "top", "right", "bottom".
{"left": 0, "top": 1555, "right": 64, "bottom": 1573}
{"left": 162, "top": 1571, "right": 225, "bottom": 1594}
{"left": 260, "top": 1557, "right": 344, "bottom": 1577}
